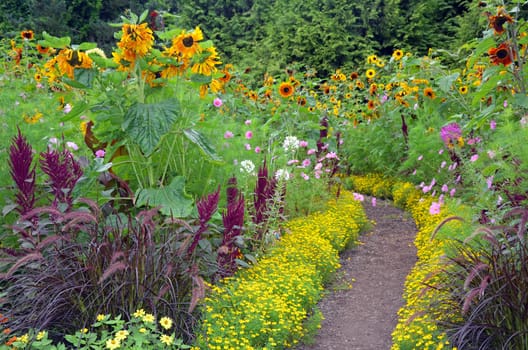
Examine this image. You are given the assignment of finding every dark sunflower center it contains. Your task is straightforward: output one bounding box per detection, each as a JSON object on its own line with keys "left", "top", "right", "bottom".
{"left": 183, "top": 36, "right": 194, "bottom": 48}
{"left": 496, "top": 48, "right": 509, "bottom": 59}
{"left": 283, "top": 87, "right": 290, "bottom": 93}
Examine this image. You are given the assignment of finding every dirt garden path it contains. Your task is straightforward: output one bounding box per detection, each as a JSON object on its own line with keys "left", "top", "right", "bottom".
{"left": 295, "top": 197, "right": 418, "bottom": 350}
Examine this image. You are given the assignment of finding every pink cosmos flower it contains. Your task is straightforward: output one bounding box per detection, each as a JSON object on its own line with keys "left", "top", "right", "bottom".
{"left": 353, "top": 193, "right": 365, "bottom": 201}
{"left": 245, "top": 119, "right": 252, "bottom": 126}
{"left": 245, "top": 131, "right": 253, "bottom": 139}
{"left": 299, "top": 140, "right": 308, "bottom": 147}
{"left": 371, "top": 197, "right": 377, "bottom": 207}
{"left": 490, "top": 120, "right": 496, "bottom": 130}
{"left": 213, "top": 98, "right": 223, "bottom": 107}
{"left": 254, "top": 146, "right": 261, "bottom": 153}
{"left": 429, "top": 202, "right": 441, "bottom": 215}
{"left": 470, "top": 154, "right": 479, "bottom": 162}
{"left": 441, "top": 184, "right": 449, "bottom": 192}
{"left": 440, "top": 161, "right": 447, "bottom": 168}
{"left": 417, "top": 155, "right": 423, "bottom": 161}
{"left": 307, "top": 148, "right": 316, "bottom": 155}
{"left": 325, "top": 152, "right": 338, "bottom": 159}
{"left": 438, "top": 149, "right": 444, "bottom": 155}
{"left": 63, "top": 103, "right": 72, "bottom": 114}
{"left": 301, "top": 172, "right": 309, "bottom": 181}
{"left": 95, "top": 149, "right": 105, "bottom": 158}
{"left": 66, "top": 141, "right": 79, "bottom": 151}
{"left": 244, "top": 143, "right": 251, "bottom": 150}
{"left": 224, "top": 131, "right": 234, "bottom": 139}
{"left": 487, "top": 176, "right": 494, "bottom": 190}
{"left": 302, "top": 159, "right": 311, "bottom": 167}
{"left": 450, "top": 188, "right": 456, "bottom": 197}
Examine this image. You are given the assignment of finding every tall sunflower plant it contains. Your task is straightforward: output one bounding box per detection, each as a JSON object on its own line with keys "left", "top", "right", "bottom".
{"left": 39, "top": 10, "right": 228, "bottom": 217}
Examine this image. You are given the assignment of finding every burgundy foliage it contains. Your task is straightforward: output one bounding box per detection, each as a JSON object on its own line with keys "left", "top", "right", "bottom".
{"left": 8, "top": 128, "right": 36, "bottom": 215}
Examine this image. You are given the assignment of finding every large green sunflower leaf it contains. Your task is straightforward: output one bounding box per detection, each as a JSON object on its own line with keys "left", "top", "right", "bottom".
{"left": 183, "top": 128, "right": 223, "bottom": 163}
{"left": 135, "top": 176, "right": 193, "bottom": 217}
{"left": 39, "top": 31, "right": 71, "bottom": 48}
{"left": 123, "top": 99, "right": 181, "bottom": 156}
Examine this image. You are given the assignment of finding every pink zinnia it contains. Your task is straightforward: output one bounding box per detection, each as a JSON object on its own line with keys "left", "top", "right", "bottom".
{"left": 95, "top": 149, "right": 105, "bottom": 158}
{"left": 245, "top": 131, "right": 253, "bottom": 139}
{"left": 213, "top": 98, "right": 223, "bottom": 107}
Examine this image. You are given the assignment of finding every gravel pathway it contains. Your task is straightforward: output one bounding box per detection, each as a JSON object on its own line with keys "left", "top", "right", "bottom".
{"left": 295, "top": 198, "right": 417, "bottom": 350}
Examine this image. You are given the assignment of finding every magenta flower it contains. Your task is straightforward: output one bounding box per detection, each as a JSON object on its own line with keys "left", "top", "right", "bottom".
{"left": 254, "top": 146, "right": 261, "bottom": 153}
{"left": 307, "top": 148, "right": 316, "bottom": 155}
{"left": 301, "top": 172, "right": 309, "bottom": 181}
{"left": 371, "top": 197, "right": 377, "bottom": 207}
{"left": 245, "top": 119, "right": 252, "bottom": 126}
{"left": 245, "top": 131, "right": 253, "bottom": 139}
{"left": 441, "top": 184, "right": 449, "bottom": 192}
{"left": 95, "top": 149, "right": 105, "bottom": 158}
{"left": 299, "top": 140, "right": 308, "bottom": 147}
{"left": 353, "top": 193, "right": 365, "bottom": 202}
{"left": 429, "top": 202, "right": 441, "bottom": 215}
{"left": 213, "top": 98, "right": 223, "bottom": 107}
{"left": 224, "top": 131, "right": 234, "bottom": 139}
{"left": 470, "top": 154, "right": 479, "bottom": 162}
{"left": 302, "top": 159, "right": 311, "bottom": 167}
{"left": 490, "top": 120, "right": 496, "bottom": 130}
{"left": 440, "top": 122, "right": 462, "bottom": 148}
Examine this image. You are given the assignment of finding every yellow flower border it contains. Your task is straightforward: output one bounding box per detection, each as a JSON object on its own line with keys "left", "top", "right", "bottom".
{"left": 195, "top": 191, "right": 368, "bottom": 349}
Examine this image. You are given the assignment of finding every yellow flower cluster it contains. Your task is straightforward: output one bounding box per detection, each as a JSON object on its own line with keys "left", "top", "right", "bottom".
{"left": 196, "top": 192, "right": 367, "bottom": 349}
{"left": 348, "top": 173, "right": 395, "bottom": 198}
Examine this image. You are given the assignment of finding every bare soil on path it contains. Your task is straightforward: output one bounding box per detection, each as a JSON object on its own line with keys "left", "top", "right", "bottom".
{"left": 295, "top": 198, "right": 418, "bottom": 350}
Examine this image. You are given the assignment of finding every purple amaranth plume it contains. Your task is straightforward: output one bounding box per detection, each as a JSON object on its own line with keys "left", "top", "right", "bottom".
{"left": 188, "top": 186, "right": 220, "bottom": 255}
{"left": 8, "top": 128, "right": 36, "bottom": 215}
{"left": 252, "top": 160, "right": 277, "bottom": 227}
{"left": 217, "top": 191, "right": 244, "bottom": 278}
{"left": 40, "top": 148, "right": 83, "bottom": 210}
{"left": 226, "top": 176, "right": 239, "bottom": 206}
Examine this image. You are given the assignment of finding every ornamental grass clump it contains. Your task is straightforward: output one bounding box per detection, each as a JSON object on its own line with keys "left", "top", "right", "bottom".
{"left": 195, "top": 191, "right": 367, "bottom": 349}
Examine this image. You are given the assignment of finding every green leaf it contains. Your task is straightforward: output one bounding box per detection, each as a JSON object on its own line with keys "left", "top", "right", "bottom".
{"left": 139, "top": 9, "right": 149, "bottom": 23}
{"left": 512, "top": 94, "right": 528, "bottom": 108}
{"left": 438, "top": 73, "right": 459, "bottom": 93}
{"left": 75, "top": 68, "right": 96, "bottom": 88}
{"left": 183, "top": 129, "right": 223, "bottom": 163}
{"left": 135, "top": 176, "right": 194, "bottom": 217}
{"left": 89, "top": 54, "right": 119, "bottom": 69}
{"left": 468, "top": 36, "right": 495, "bottom": 67}
{"left": 76, "top": 42, "right": 98, "bottom": 51}
{"left": 190, "top": 74, "right": 212, "bottom": 84}
{"left": 39, "top": 31, "right": 71, "bottom": 48}
{"left": 123, "top": 99, "right": 181, "bottom": 156}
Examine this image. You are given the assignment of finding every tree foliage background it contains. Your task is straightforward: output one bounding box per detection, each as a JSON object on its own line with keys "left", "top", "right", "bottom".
{"left": 2, "top": 0, "right": 483, "bottom": 78}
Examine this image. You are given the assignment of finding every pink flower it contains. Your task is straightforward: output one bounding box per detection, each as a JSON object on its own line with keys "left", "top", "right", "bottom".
{"left": 325, "top": 152, "right": 338, "bottom": 159}
{"left": 287, "top": 159, "right": 299, "bottom": 165}
{"left": 487, "top": 150, "right": 496, "bottom": 159}
{"left": 440, "top": 161, "right": 446, "bottom": 168}
{"left": 441, "top": 184, "right": 448, "bottom": 192}
{"left": 302, "top": 159, "right": 311, "bottom": 167}
{"left": 254, "top": 146, "right": 261, "bottom": 153}
{"left": 371, "top": 197, "right": 377, "bottom": 207}
{"left": 63, "top": 103, "right": 72, "bottom": 114}
{"left": 429, "top": 202, "right": 441, "bottom": 215}
{"left": 417, "top": 155, "right": 423, "bottom": 161}
{"left": 36, "top": 83, "right": 43, "bottom": 89}
{"left": 314, "top": 162, "right": 323, "bottom": 171}
{"left": 66, "top": 141, "right": 79, "bottom": 151}
{"left": 224, "top": 131, "right": 234, "bottom": 139}
{"left": 438, "top": 149, "right": 444, "bottom": 155}
{"left": 487, "top": 176, "right": 494, "bottom": 190}
{"left": 244, "top": 143, "right": 251, "bottom": 150}
{"left": 213, "top": 98, "right": 223, "bottom": 107}
{"left": 503, "top": 100, "right": 508, "bottom": 108}
{"left": 412, "top": 169, "right": 417, "bottom": 175}
{"left": 353, "top": 193, "right": 365, "bottom": 202}
{"left": 299, "top": 140, "right": 308, "bottom": 147}
{"left": 95, "top": 149, "right": 105, "bottom": 158}
{"left": 470, "top": 154, "right": 479, "bottom": 162}
{"left": 245, "top": 131, "right": 253, "bottom": 139}
{"left": 307, "top": 148, "right": 316, "bottom": 155}
{"left": 245, "top": 119, "right": 252, "bottom": 126}
{"left": 450, "top": 188, "right": 456, "bottom": 197}
{"left": 490, "top": 120, "right": 496, "bottom": 130}
{"left": 301, "top": 172, "right": 310, "bottom": 181}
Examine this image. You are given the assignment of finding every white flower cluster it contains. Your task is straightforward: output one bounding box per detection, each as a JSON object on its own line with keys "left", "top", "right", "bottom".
{"left": 282, "top": 136, "right": 300, "bottom": 153}
{"left": 240, "top": 160, "right": 255, "bottom": 174}
{"left": 275, "top": 168, "right": 290, "bottom": 181}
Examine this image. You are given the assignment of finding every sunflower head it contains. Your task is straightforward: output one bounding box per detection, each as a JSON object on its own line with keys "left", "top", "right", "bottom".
{"left": 459, "top": 86, "right": 468, "bottom": 95}
{"left": 118, "top": 23, "right": 154, "bottom": 59}
{"left": 350, "top": 71, "right": 359, "bottom": 80}
{"left": 424, "top": 87, "right": 436, "bottom": 99}
{"left": 173, "top": 27, "right": 204, "bottom": 58}
{"left": 392, "top": 49, "right": 404, "bottom": 61}
{"left": 279, "top": 82, "right": 295, "bottom": 98}
{"left": 487, "top": 7, "right": 514, "bottom": 35}
{"left": 365, "top": 69, "right": 376, "bottom": 80}
{"left": 21, "top": 30, "right": 34, "bottom": 40}
{"left": 488, "top": 42, "right": 515, "bottom": 66}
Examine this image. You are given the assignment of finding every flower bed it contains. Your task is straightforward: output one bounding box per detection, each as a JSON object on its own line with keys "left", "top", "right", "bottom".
{"left": 194, "top": 191, "right": 368, "bottom": 349}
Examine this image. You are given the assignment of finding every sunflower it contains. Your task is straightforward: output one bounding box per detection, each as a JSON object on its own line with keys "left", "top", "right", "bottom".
{"left": 369, "top": 83, "right": 377, "bottom": 96}
{"left": 392, "top": 49, "right": 404, "bottom": 61}
{"left": 367, "top": 55, "right": 378, "bottom": 64}
{"left": 219, "top": 64, "right": 233, "bottom": 83}
{"left": 487, "top": 7, "right": 514, "bottom": 35}
{"left": 20, "top": 30, "right": 34, "bottom": 40}
{"left": 173, "top": 27, "right": 204, "bottom": 58}
{"left": 349, "top": 71, "right": 359, "bottom": 80}
{"left": 55, "top": 49, "right": 93, "bottom": 78}
{"left": 424, "top": 87, "right": 436, "bottom": 99}
{"left": 356, "top": 80, "right": 365, "bottom": 89}
{"left": 24, "top": 111, "right": 43, "bottom": 124}
{"left": 365, "top": 69, "right": 376, "bottom": 79}
{"left": 36, "top": 44, "right": 51, "bottom": 55}
{"left": 118, "top": 23, "right": 154, "bottom": 60}
{"left": 191, "top": 47, "right": 221, "bottom": 76}
{"left": 367, "top": 100, "right": 376, "bottom": 110}
{"left": 459, "top": 86, "right": 468, "bottom": 95}
{"left": 279, "top": 82, "right": 295, "bottom": 98}
{"left": 488, "top": 42, "right": 515, "bottom": 66}
{"left": 297, "top": 96, "right": 307, "bottom": 106}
